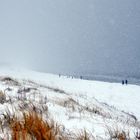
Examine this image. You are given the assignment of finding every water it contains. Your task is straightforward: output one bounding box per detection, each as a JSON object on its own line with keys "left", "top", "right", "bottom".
{"left": 70, "top": 73, "right": 140, "bottom": 85}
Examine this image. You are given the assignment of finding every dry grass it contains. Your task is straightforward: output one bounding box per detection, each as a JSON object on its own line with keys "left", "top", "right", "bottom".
{"left": 10, "top": 111, "right": 56, "bottom": 140}
{"left": 135, "top": 129, "right": 140, "bottom": 139}
{"left": 106, "top": 125, "right": 131, "bottom": 140}
{"left": 0, "top": 90, "right": 6, "bottom": 104}
{"left": 9, "top": 110, "right": 94, "bottom": 140}
{"left": 0, "top": 76, "right": 20, "bottom": 86}
{"left": 75, "top": 130, "right": 95, "bottom": 140}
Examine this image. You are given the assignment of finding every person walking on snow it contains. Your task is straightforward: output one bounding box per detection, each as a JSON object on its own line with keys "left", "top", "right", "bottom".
{"left": 125, "top": 79, "right": 128, "bottom": 85}
{"left": 122, "top": 80, "right": 124, "bottom": 85}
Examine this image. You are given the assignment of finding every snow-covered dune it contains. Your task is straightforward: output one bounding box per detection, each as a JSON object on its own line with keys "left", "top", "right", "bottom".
{"left": 0, "top": 67, "right": 140, "bottom": 139}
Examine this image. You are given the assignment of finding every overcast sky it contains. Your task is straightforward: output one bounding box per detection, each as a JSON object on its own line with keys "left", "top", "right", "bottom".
{"left": 0, "top": 0, "right": 140, "bottom": 77}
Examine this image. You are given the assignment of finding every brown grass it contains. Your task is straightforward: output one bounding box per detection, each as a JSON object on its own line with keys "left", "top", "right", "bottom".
{"left": 76, "top": 130, "right": 91, "bottom": 140}
{"left": 10, "top": 111, "right": 56, "bottom": 140}
{"left": 106, "top": 125, "right": 130, "bottom": 140}
{"left": 0, "top": 90, "right": 6, "bottom": 104}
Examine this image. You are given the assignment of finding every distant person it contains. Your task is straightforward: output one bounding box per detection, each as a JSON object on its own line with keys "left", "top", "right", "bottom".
{"left": 125, "top": 80, "right": 128, "bottom": 85}
{"left": 80, "top": 76, "right": 82, "bottom": 79}
{"left": 122, "top": 80, "right": 124, "bottom": 85}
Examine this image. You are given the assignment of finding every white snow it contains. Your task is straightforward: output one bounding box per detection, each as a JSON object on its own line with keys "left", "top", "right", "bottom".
{"left": 0, "top": 66, "right": 140, "bottom": 139}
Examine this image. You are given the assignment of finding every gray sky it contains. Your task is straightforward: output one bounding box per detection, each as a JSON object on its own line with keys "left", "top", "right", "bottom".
{"left": 0, "top": 0, "right": 140, "bottom": 77}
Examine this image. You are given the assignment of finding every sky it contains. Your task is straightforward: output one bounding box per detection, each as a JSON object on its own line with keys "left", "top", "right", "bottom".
{"left": 0, "top": 0, "right": 140, "bottom": 78}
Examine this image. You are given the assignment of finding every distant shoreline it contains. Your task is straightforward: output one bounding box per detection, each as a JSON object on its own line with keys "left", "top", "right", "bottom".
{"left": 80, "top": 74, "right": 140, "bottom": 85}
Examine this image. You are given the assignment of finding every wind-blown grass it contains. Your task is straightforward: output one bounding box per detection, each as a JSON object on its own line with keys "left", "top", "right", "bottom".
{"left": 10, "top": 111, "right": 56, "bottom": 140}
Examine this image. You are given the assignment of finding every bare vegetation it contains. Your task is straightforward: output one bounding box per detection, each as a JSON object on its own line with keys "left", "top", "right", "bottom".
{"left": 75, "top": 130, "right": 95, "bottom": 140}
{"left": 10, "top": 111, "right": 56, "bottom": 140}
{"left": 135, "top": 129, "right": 140, "bottom": 140}
{"left": 0, "top": 76, "right": 20, "bottom": 86}
{"left": 106, "top": 125, "right": 131, "bottom": 140}
{"left": 0, "top": 90, "right": 6, "bottom": 104}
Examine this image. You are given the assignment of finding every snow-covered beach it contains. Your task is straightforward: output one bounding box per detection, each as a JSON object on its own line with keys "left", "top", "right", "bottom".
{"left": 0, "top": 67, "right": 140, "bottom": 139}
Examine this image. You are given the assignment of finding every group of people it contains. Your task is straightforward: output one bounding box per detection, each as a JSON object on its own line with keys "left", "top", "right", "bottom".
{"left": 122, "top": 79, "right": 128, "bottom": 85}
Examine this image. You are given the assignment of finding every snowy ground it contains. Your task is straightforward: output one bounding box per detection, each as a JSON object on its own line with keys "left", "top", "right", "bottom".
{"left": 0, "top": 67, "right": 140, "bottom": 139}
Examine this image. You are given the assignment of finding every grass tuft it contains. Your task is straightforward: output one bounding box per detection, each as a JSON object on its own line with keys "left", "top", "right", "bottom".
{"left": 10, "top": 111, "right": 56, "bottom": 140}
